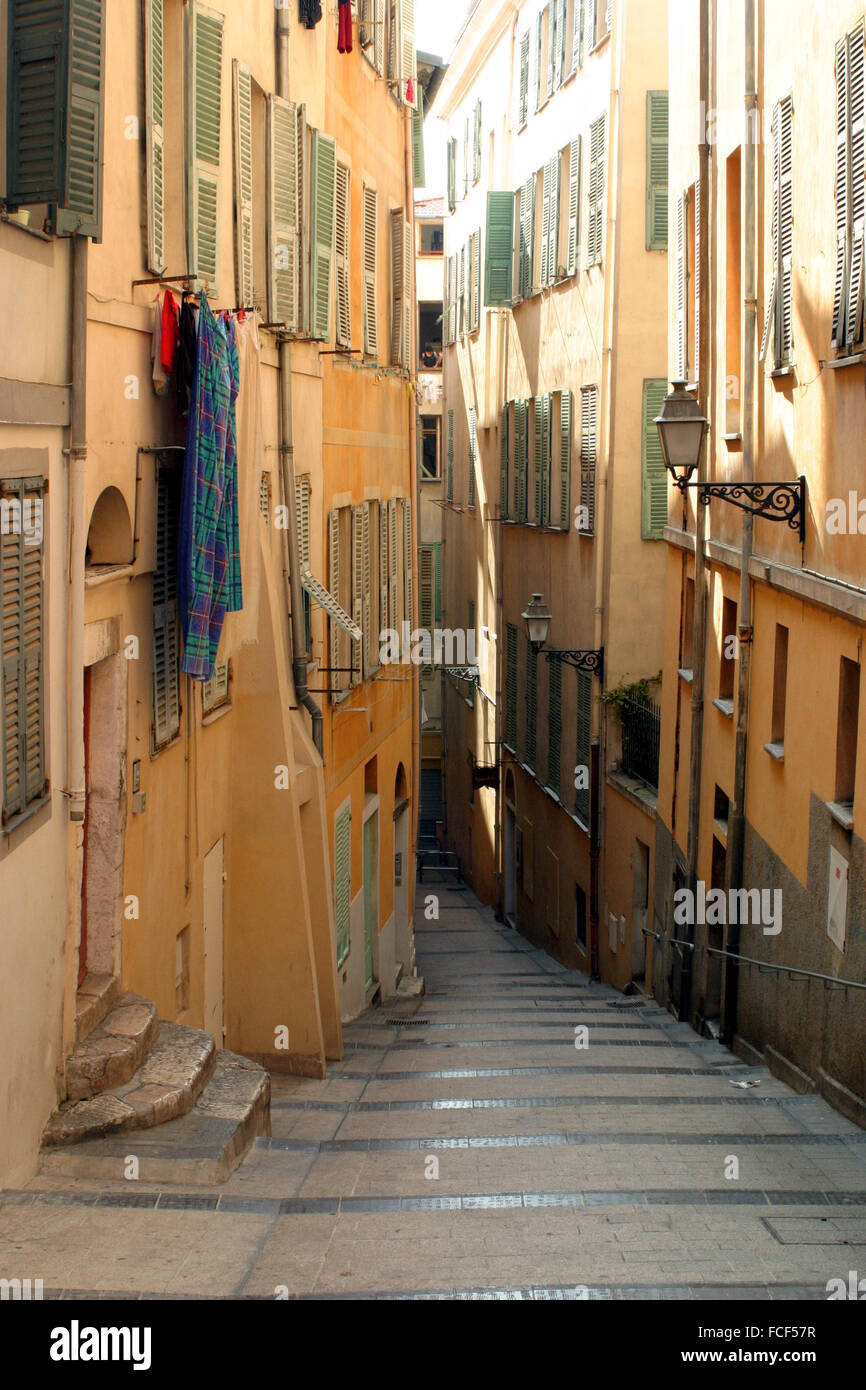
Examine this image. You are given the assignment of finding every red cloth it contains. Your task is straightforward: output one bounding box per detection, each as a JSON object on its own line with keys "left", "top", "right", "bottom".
{"left": 160, "top": 291, "right": 180, "bottom": 372}
{"left": 406, "top": 77, "right": 414, "bottom": 104}
{"left": 338, "top": 0, "right": 353, "bottom": 53}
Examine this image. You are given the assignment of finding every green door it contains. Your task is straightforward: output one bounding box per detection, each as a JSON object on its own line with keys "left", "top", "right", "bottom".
{"left": 363, "top": 811, "right": 379, "bottom": 991}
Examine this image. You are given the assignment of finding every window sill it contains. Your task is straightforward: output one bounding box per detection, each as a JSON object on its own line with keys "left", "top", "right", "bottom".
{"left": 769, "top": 364, "right": 795, "bottom": 379}
{"left": 420, "top": 475, "right": 443, "bottom": 484}
{"left": 201, "top": 701, "right": 233, "bottom": 727}
{"left": 1, "top": 211, "right": 52, "bottom": 243}
{"left": 590, "top": 32, "right": 611, "bottom": 54}
{"left": 826, "top": 351, "right": 866, "bottom": 371}
{"left": 2, "top": 790, "right": 51, "bottom": 837}
{"left": 826, "top": 800, "right": 854, "bottom": 831}
{"left": 713, "top": 697, "right": 734, "bottom": 718}
{"left": 763, "top": 741, "right": 785, "bottom": 764}
{"left": 151, "top": 733, "right": 182, "bottom": 760}
{"left": 713, "top": 816, "right": 728, "bottom": 846}
{"left": 722, "top": 432, "right": 742, "bottom": 446}
{"left": 678, "top": 667, "right": 694, "bottom": 684}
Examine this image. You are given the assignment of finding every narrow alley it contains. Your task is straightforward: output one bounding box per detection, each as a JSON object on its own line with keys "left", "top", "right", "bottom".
{"left": 3, "top": 883, "right": 865, "bottom": 1300}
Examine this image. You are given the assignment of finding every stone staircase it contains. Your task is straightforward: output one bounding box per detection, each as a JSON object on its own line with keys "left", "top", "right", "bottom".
{"left": 39, "top": 973, "right": 270, "bottom": 1185}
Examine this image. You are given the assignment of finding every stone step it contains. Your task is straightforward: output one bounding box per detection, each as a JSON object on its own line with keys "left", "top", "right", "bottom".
{"left": 74, "top": 973, "right": 120, "bottom": 1048}
{"left": 42, "top": 1022, "right": 216, "bottom": 1148}
{"left": 66, "top": 994, "right": 160, "bottom": 1101}
{"left": 39, "top": 1053, "right": 271, "bottom": 1185}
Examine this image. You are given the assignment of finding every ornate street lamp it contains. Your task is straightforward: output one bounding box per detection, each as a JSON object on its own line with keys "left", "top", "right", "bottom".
{"left": 655, "top": 381, "right": 807, "bottom": 543}
{"left": 521, "top": 593, "right": 603, "bottom": 677}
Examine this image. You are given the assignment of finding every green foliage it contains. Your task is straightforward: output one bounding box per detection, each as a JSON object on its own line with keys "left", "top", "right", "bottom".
{"left": 598, "top": 672, "right": 662, "bottom": 722}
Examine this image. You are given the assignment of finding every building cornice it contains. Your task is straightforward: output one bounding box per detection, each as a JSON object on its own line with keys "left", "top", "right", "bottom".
{"left": 432, "top": 0, "right": 521, "bottom": 119}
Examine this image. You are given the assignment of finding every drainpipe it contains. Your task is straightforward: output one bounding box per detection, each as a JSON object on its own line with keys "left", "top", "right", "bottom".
{"left": 403, "top": 82, "right": 421, "bottom": 880}
{"left": 682, "top": 0, "right": 712, "bottom": 1023}
{"left": 67, "top": 234, "right": 88, "bottom": 825}
{"left": 723, "top": 0, "right": 757, "bottom": 1046}
{"left": 276, "top": 11, "right": 322, "bottom": 756}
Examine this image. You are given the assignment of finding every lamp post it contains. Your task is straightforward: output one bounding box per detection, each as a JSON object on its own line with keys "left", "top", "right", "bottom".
{"left": 655, "top": 381, "right": 806, "bottom": 544}
{"left": 521, "top": 593, "right": 603, "bottom": 677}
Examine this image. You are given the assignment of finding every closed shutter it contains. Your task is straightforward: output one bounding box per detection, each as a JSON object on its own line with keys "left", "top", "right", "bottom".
{"left": 567, "top": 137, "right": 581, "bottom": 275}
{"left": 152, "top": 467, "right": 181, "bottom": 750}
{"left": 761, "top": 109, "right": 781, "bottom": 364}
{"left": 468, "top": 408, "right": 477, "bottom": 508}
{"left": 473, "top": 100, "right": 482, "bottom": 181}
{"left": 362, "top": 186, "right": 379, "bottom": 357}
{"left": 548, "top": 0, "right": 557, "bottom": 98}
{"left": 558, "top": 389, "right": 573, "bottom": 529}
{"left": 447, "top": 411, "right": 454, "bottom": 501}
{"left": 485, "top": 192, "right": 515, "bottom": 306}
{"left": 675, "top": 192, "right": 687, "bottom": 379}
{"left": 641, "top": 379, "right": 669, "bottom": 540}
{"left": 500, "top": 404, "right": 510, "bottom": 517}
{"left": 267, "top": 94, "right": 299, "bottom": 331}
{"left": 6, "top": 0, "right": 68, "bottom": 209}
{"left": 535, "top": 11, "right": 543, "bottom": 111}
{"left": 463, "top": 117, "right": 469, "bottom": 194}
{"left": 546, "top": 657, "right": 562, "bottom": 798}
{"left": 334, "top": 804, "right": 351, "bottom": 968}
{"left": 403, "top": 499, "right": 413, "bottom": 623}
{"left": 233, "top": 62, "right": 254, "bottom": 308}
{"left": 53, "top": 0, "right": 106, "bottom": 239}
{"left": 588, "top": 0, "right": 598, "bottom": 49}
{"left": 518, "top": 33, "right": 530, "bottom": 128}
{"left": 187, "top": 3, "right": 224, "bottom": 290}
{"left": 443, "top": 255, "right": 452, "bottom": 346}
{"left": 458, "top": 244, "right": 466, "bottom": 334}
{"left": 575, "top": 669, "right": 591, "bottom": 823}
{"left": 693, "top": 178, "right": 701, "bottom": 382}
{"left": 419, "top": 546, "right": 434, "bottom": 632}
{"left": 504, "top": 624, "right": 518, "bottom": 750}
{"left": 834, "top": 31, "right": 852, "bottom": 347}
{"left": 541, "top": 159, "right": 553, "bottom": 287}
{"left": 412, "top": 85, "right": 426, "bottom": 186}
{"left": 145, "top": 0, "right": 166, "bottom": 272}
{"left": 524, "top": 639, "right": 537, "bottom": 770}
{"left": 352, "top": 506, "right": 364, "bottom": 683}
{"left": 514, "top": 398, "right": 528, "bottom": 521}
{"left": 533, "top": 394, "right": 550, "bottom": 524}
{"left": 1, "top": 478, "right": 45, "bottom": 822}
{"left": 295, "top": 475, "right": 311, "bottom": 568}
{"left": 762, "top": 97, "right": 793, "bottom": 367}
{"left": 548, "top": 155, "right": 560, "bottom": 282}
{"left": 311, "top": 130, "right": 337, "bottom": 341}
{"left": 396, "top": 0, "right": 417, "bottom": 105}
{"left": 519, "top": 176, "right": 535, "bottom": 298}
{"left": 573, "top": 0, "right": 585, "bottom": 71}
{"left": 447, "top": 137, "right": 456, "bottom": 211}
{"left": 374, "top": 0, "right": 386, "bottom": 75}
{"left": 379, "top": 503, "right": 389, "bottom": 636}
{"left": 335, "top": 163, "right": 351, "bottom": 348}
{"left": 388, "top": 499, "right": 399, "bottom": 630}
{"left": 328, "top": 509, "right": 343, "bottom": 692}
{"left": 362, "top": 504, "right": 372, "bottom": 674}
{"left": 580, "top": 385, "right": 598, "bottom": 535}
{"left": 646, "top": 91, "right": 669, "bottom": 251}
{"left": 588, "top": 113, "right": 606, "bottom": 266}
{"left": 471, "top": 229, "right": 481, "bottom": 330}
{"left": 848, "top": 26, "right": 866, "bottom": 348}
{"left": 390, "top": 210, "right": 411, "bottom": 367}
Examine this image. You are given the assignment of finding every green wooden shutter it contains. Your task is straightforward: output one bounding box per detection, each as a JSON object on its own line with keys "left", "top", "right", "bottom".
{"left": 567, "top": 137, "right": 581, "bottom": 275}
{"left": 546, "top": 657, "right": 562, "bottom": 797}
{"left": 519, "top": 176, "right": 535, "bottom": 297}
{"left": 505, "top": 624, "right": 517, "bottom": 750}
{"left": 412, "top": 85, "right": 426, "bottom": 186}
{"left": 471, "top": 228, "right": 481, "bottom": 331}
{"left": 473, "top": 100, "right": 482, "bottom": 181}
{"left": 233, "top": 61, "right": 254, "bottom": 307}
{"left": 458, "top": 244, "right": 465, "bottom": 334}
{"left": 525, "top": 639, "right": 537, "bottom": 770}
{"left": 187, "top": 3, "right": 223, "bottom": 289}
{"left": 514, "top": 399, "right": 528, "bottom": 520}
{"left": 646, "top": 91, "right": 669, "bottom": 251}
{"left": 390, "top": 210, "right": 411, "bottom": 367}
{"left": 468, "top": 407, "right": 477, "bottom": 508}
{"left": 54, "top": 0, "right": 105, "bottom": 239}
{"left": 534, "top": 11, "right": 543, "bottom": 111}
{"left": 574, "top": 0, "right": 585, "bottom": 71}
{"left": 311, "top": 130, "right": 337, "bottom": 341}
{"left": 145, "top": 0, "right": 166, "bottom": 273}
{"left": 362, "top": 185, "right": 378, "bottom": 357}
{"left": 575, "top": 669, "right": 591, "bottom": 823}
{"left": 152, "top": 467, "right": 181, "bottom": 750}
{"left": 403, "top": 499, "right": 413, "bottom": 624}
{"left": 641, "top": 378, "right": 669, "bottom": 540}
{"left": 588, "top": 113, "right": 606, "bottom": 267}
{"left": 548, "top": 155, "right": 560, "bottom": 282}
{"left": 518, "top": 32, "right": 530, "bottom": 127}
{"left": 397, "top": 0, "right": 417, "bottom": 105}
{"left": 500, "top": 404, "right": 510, "bottom": 517}
{"left": 419, "top": 546, "right": 434, "bottom": 632}
{"left": 6, "top": 0, "right": 68, "bottom": 209}
{"left": 485, "top": 191, "right": 515, "bottom": 306}
{"left": 334, "top": 804, "right": 351, "bottom": 967}
{"left": 1, "top": 478, "right": 45, "bottom": 822}
{"left": 328, "top": 509, "right": 343, "bottom": 692}
{"left": 267, "top": 95, "right": 300, "bottom": 331}
{"left": 533, "top": 395, "right": 550, "bottom": 524}
{"left": 540, "top": 160, "right": 552, "bottom": 287}
{"left": 559, "top": 389, "right": 573, "bottom": 529}
{"left": 580, "top": 385, "right": 597, "bottom": 535}
{"left": 447, "top": 137, "right": 456, "bottom": 211}
{"left": 447, "top": 410, "right": 454, "bottom": 501}
{"left": 335, "top": 163, "right": 351, "bottom": 348}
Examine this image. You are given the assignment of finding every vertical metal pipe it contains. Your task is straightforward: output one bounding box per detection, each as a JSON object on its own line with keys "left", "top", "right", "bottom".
{"left": 67, "top": 235, "right": 88, "bottom": 825}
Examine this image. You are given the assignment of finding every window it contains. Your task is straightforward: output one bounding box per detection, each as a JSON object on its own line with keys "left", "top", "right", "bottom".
{"left": 412, "top": 87, "right": 426, "bottom": 186}
{"left": 769, "top": 623, "right": 789, "bottom": 751}
{"left": 446, "top": 411, "right": 454, "bottom": 501}
{"left": 532, "top": 394, "right": 551, "bottom": 524}
{"left": 550, "top": 389, "right": 573, "bottom": 530}
{"left": 719, "top": 597, "right": 737, "bottom": 704}
{"left": 5, "top": 0, "right": 106, "bottom": 240}
{"left": 267, "top": 95, "right": 301, "bottom": 332}
{"left": 419, "top": 544, "right": 441, "bottom": 633}
{"left": 505, "top": 623, "right": 518, "bottom": 751}
{"left": 725, "top": 148, "right": 742, "bottom": 433}
{"left": 681, "top": 577, "right": 695, "bottom": 675}
{"left": 420, "top": 417, "right": 441, "bottom": 480}
{"left": 387, "top": 0, "right": 417, "bottom": 106}
{"left": 202, "top": 661, "right": 231, "bottom": 716}
{"left": 296, "top": 474, "right": 312, "bottom": 650}
{"left": 329, "top": 507, "right": 355, "bottom": 695}
{"left": 563, "top": 138, "right": 582, "bottom": 276}
{"left": 335, "top": 162, "right": 351, "bottom": 348}
{"left": 360, "top": 0, "right": 385, "bottom": 76}
{"left": 587, "top": 113, "right": 606, "bottom": 266}
{"left": 469, "top": 229, "right": 481, "bottom": 332}
{"left": 310, "top": 130, "right": 337, "bottom": 341}
{"left": 379, "top": 500, "right": 400, "bottom": 636}
{"left": 575, "top": 882, "right": 587, "bottom": 949}
{"left": 518, "top": 33, "right": 530, "bottom": 129}
{"left": 675, "top": 181, "right": 701, "bottom": 382}
{"left": 540, "top": 156, "right": 561, "bottom": 287}
{"left": 546, "top": 658, "right": 562, "bottom": 797}
{"left": 835, "top": 657, "right": 860, "bottom": 808}
{"left": 447, "top": 137, "right": 457, "bottom": 211}
{"left": 1, "top": 476, "right": 46, "bottom": 825}
{"left": 352, "top": 503, "right": 376, "bottom": 679}
{"left": 513, "top": 399, "right": 529, "bottom": 521}
{"left": 832, "top": 22, "right": 865, "bottom": 353}
{"left": 419, "top": 302, "right": 443, "bottom": 366}
{"left": 641, "top": 379, "right": 669, "bottom": 539}
{"left": 485, "top": 192, "right": 516, "bottom": 307}
{"left": 535, "top": 6, "right": 551, "bottom": 112}
{"left": 362, "top": 184, "right": 379, "bottom": 357}
{"left": 589, "top": 0, "right": 612, "bottom": 49}
{"left": 390, "top": 209, "right": 412, "bottom": 367}
{"left": 500, "top": 405, "right": 510, "bottom": 517}
{"left": 576, "top": 669, "right": 592, "bottom": 824}
{"left": 152, "top": 465, "right": 181, "bottom": 752}
{"left": 524, "top": 639, "right": 538, "bottom": 770}
{"left": 402, "top": 499, "right": 413, "bottom": 623}
{"left": 646, "top": 91, "right": 669, "bottom": 251}
{"left": 517, "top": 177, "right": 536, "bottom": 299}
{"left": 472, "top": 101, "right": 482, "bottom": 182}
{"left": 760, "top": 96, "right": 793, "bottom": 369}
{"left": 419, "top": 221, "right": 444, "bottom": 255}
{"left": 579, "top": 385, "right": 598, "bottom": 535}
{"left": 175, "top": 926, "right": 190, "bottom": 1012}
{"left": 187, "top": 3, "right": 225, "bottom": 293}
{"left": 334, "top": 803, "right": 351, "bottom": 967}
{"left": 468, "top": 408, "right": 477, "bottom": 508}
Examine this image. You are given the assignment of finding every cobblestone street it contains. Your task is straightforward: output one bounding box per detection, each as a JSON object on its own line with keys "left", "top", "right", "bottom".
{"left": 3, "top": 885, "right": 866, "bottom": 1300}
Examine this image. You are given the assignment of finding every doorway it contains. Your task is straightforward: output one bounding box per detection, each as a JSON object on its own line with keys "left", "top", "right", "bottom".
{"left": 80, "top": 647, "right": 127, "bottom": 982}
{"left": 363, "top": 810, "right": 379, "bottom": 995}
{"left": 203, "top": 837, "right": 225, "bottom": 1042}
{"left": 632, "top": 838, "right": 650, "bottom": 984}
{"left": 503, "top": 770, "right": 516, "bottom": 926}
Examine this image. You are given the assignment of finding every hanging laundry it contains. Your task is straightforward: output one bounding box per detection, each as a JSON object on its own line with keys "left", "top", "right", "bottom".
{"left": 178, "top": 294, "right": 242, "bottom": 681}
{"left": 220, "top": 313, "right": 264, "bottom": 653}
{"left": 160, "top": 291, "right": 180, "bottom": 374}
{"left": 299, "top": 0, "right": 322, "bottom": 29}
{"left": 176, "top": 296, "right": 198, "bottom": 417}
{"left": 406, "top": 77, "right": 414, "bottom": 105}
{"left": 338, "top": 0, "right": 353, "bottom": 53}
{"left": 150, "top": 298, "right": 169, "bottom": 396}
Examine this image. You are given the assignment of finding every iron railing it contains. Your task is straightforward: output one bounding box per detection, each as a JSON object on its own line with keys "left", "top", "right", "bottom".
{"left": 620, "top": 694, "right": 661, "bottom": 789}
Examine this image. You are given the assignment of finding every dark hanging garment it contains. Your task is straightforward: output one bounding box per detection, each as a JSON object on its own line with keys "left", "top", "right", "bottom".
{"left": 176, "top": 298, "right": 198, "bottom": 417}
{"left": 299, "top": 0, "right": 322, "bottom": 28}
{"left": 338, "top": 0, "right": 353, "bottom": 52}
